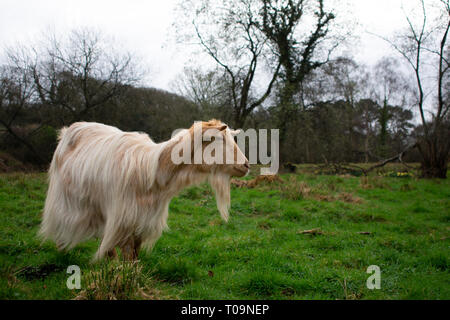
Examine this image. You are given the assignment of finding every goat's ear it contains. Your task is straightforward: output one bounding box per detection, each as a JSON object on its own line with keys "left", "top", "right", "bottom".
{"left": 218, "top": 125, "right": 227, "bottom": 131}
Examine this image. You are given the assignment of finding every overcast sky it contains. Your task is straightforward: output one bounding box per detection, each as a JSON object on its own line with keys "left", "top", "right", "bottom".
{"left": 0, "top": 0, "right": 416, "bottom": 92}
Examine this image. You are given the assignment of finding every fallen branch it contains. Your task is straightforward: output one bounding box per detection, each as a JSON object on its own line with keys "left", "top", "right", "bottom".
{"left": 297, "top": 228, "right": 324, "bottom": 235}
{"left": 318, "top": 143, "right": 418, "bottom": 176}
{"left": 364, "top": 143, "right": 418, "bottom": 174}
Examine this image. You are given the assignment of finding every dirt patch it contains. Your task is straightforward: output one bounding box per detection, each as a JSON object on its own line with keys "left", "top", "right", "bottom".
{"left": 15, "top": 263, "right": 64, "bottom": 281}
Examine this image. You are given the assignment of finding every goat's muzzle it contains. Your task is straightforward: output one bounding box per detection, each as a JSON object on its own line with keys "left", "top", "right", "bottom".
{"left": 232, "top": 161, "right": 250, "bottom": 177}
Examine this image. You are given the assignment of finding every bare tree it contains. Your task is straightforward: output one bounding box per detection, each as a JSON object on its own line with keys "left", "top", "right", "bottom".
{"left": 0, "top": 51, "right": 46, "bottom": 164}
{"left": 370, "top": 57, "right": 412, "bottom": 157}
{"left": 176, "top": 0, "right": 281, "bottom": 128}
{"left": 171, "top": 66, "right": 234, "bottom": 121}
{"left": 380, "top": 0, "right": 449, "bottom": 178}
{"left": 28, "top": 28, "right": 140, "bottom": 124}
{"left": 1, "top": 28, "right": 141, "bottom": 165}
{"left": 322, "top": 57, "right": 370, "bottom": 161}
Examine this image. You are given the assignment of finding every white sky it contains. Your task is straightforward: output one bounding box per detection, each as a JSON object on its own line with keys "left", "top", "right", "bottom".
{"left": 0, "top": 0, "right": 422, "bottom": 91}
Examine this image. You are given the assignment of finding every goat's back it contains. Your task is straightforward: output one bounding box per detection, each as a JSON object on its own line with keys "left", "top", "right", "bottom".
{"left": 40, "top": 122, "right": 163, "bottom": 250}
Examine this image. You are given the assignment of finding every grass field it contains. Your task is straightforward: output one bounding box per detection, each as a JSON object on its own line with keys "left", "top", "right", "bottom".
{"left": 0, "top": 167, "right": 449, "bottom": 300}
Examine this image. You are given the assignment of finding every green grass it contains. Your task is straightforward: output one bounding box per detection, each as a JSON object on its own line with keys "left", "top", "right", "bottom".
{"left": 0, "top": 169, "right": 449, "bottom": 299}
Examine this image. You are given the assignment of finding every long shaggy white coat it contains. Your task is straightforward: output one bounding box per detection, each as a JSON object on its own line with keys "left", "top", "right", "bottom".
{"left": 39, "top": 121, "right": 245, "bottom": 260}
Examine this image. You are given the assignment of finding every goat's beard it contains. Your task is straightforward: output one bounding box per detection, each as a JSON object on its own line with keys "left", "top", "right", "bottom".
{"left": 209, "top": 173, "right": 231, "bottom": 222}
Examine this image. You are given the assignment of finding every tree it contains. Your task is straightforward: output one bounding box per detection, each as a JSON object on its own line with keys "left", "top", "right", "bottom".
{"left": 381, "top": 0, "right": 449, "bottom": 178}
{"left": 280, "top": 55, "right": 415, "bottom": 165}
{"left": 370, "top": 57, "right": 412, "bottom": 158}
{"left": 0, "top": 62, "right": 47, "bottom": 164}
{"left": 357, "top": 99, "right": 379, "bottom": 163}
{"left": 176, "top": 0, "right": 281, "bottom": 128}
{"left": 171, "top": 66, "right": 235, "bottom": 123}
{"left": 388, "top": 105, "right": 415, "bottom": 155}
{"left": 257, "top": 0, "right": 342, "bottom": 150}
{"left": 27, "top": 28, "right": 140, "bottom": 125}
{"left": 1, "top": 28, "right": 141, "bottom": 166}
{"left": 322, "top": 57, "right": 370, "bottom": 161}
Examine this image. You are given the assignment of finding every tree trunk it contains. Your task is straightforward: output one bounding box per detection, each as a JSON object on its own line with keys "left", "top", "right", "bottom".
{"left": 420, "top": 162, "right": 448, "bottom": 179}
{"left": 417, "top": 135, "right": 449, "bottom": 179}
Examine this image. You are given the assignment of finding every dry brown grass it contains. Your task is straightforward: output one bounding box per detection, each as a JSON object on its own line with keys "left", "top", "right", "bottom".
{"left": 231, "top": 174, "right": 284, "bottom": 188}
{"left": 279, "top": 177, "right": 311, "bottom": 200}
{"left": 278, "top": 176, "right": 363, "bottom": 203}
{"left": 338, "top": 192, "right": 363, "bottom": 204}
{"left": 73, "top": 261, "right": 173, "bottom": 300}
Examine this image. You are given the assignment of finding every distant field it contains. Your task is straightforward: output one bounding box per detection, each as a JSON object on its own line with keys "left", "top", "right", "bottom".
{"left": 0, "top": 167, "right": 449, "bottom": 299}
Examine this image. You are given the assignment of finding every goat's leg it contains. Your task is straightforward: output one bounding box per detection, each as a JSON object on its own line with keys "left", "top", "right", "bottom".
{"left": 106, "top": 247, "right": 118, "bottom": 260}
{"left": 120, "top": 239, "right": 134, "bottom": 261}
{"left": 95, "top": 218, "right": 120, "bottom": 261}
{"left": 120, "top": 237, "right": 141, "bottom": 261}
{"left": 133, "top": 237, "right": 142, "bottom": 260}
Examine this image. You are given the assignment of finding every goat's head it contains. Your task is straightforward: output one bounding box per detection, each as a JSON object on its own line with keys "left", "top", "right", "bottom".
{"left": 197, "top": 119, "right": 249, "bottom": 222}
{"left": 170, "top": 119, "right": 249, "bottom": 176}
{"left": 168, "top": 119, "right": 249, "bottom": 222}
{"left": 191, "top": 119, "right": 249, "bottom": 177}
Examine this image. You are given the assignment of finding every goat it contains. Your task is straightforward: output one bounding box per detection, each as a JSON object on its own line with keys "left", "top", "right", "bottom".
{"left": 39, "top": 120, "right": 249, "bottom": 260}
